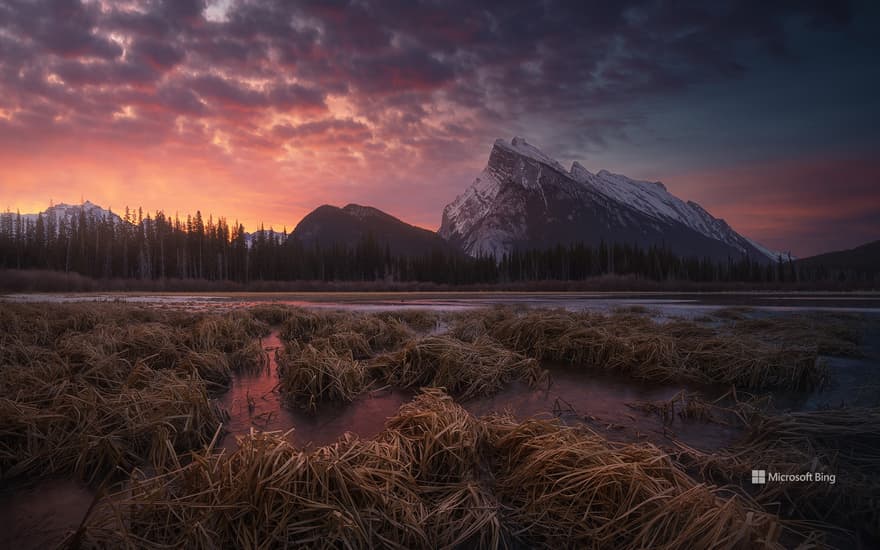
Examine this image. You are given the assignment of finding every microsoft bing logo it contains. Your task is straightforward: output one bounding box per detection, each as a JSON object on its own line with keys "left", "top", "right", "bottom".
{"left": 751, "top": 470, "right": 766, "bottom": 484}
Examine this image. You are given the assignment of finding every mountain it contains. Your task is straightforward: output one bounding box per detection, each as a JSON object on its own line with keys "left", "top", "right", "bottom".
{"left": 796, "top": 240, "right": 880, "bottom": 273}
{"left": 1, "top": 200, "right": 123, "bottom": 234}
{"left": 290, "top": 203, "right": 455, "bottom": 256}
{"left": 440, "top": 137, "right": 780, "bottom": 262}
{"left": 243, "top": 229, "right": 286, "bottom": 248}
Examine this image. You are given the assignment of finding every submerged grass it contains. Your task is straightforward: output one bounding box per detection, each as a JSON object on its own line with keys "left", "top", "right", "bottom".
{"left": 76, "top": 389, "right": 789, "bottom": 549}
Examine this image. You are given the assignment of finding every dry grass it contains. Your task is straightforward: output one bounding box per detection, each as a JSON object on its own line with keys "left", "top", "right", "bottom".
{"left": 486, "top": 309, "right": 828, "bottom": 390}
{"left": 279, "top": 308, "right": 414, "bottom": 355}
{"left": 75, "top": 389, "right": 791, "bottom": 549}
{"left": 447, "top": 306, "right": 518, "bottom": 343}
{"left": 75, "top": 391, "right": 505, "bottom": 549}
{"left": 376, "top": 309, "right": 438, "bottom": 332}
{"left": 0, "top": 303, "right": 265, "bottom": 482}
{"left": 724, "top": 313, "right": 865, "bottom": 357}
{"left": 370, "top": 335, "right": 547, "bottom": 400}
{"left": 248, "top": 303, "right": 296, "bottom": 326}
{"left": 684, "top": 406, "right": 880, "bottom": 542}
{"left": 487, "top": 416, "right": 784, "bottom": 549}
{"left": 0, "top": 363, "right": 222, "bottom": 482}
{"left": 276, "top": 342, "right": 367, "bottom": 411}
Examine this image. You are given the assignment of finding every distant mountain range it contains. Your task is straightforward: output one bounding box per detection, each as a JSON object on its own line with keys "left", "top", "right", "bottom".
{"left": 14, "top": 137, "right": 873, "bottom": 266}
{"left": 439, "top": 137, "right": 780, "bottom": 262}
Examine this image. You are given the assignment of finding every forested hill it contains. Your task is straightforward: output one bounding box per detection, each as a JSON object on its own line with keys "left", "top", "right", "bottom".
{"left": 0, "top": 206, "right": 875, "bottom": 287}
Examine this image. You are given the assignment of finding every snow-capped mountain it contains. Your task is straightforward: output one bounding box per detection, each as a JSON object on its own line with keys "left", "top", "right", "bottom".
{"left": 243, "top": 229, "right": 286, "bottom": 248}
{"left": 1, "top": 200, "right": 123, "bottom": 233}
{"left": 440, "top": 137, "right": 781, "bottom": 261}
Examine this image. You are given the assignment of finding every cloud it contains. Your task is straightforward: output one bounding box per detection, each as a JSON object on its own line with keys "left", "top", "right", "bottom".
{"left": 0, "top": 0, "right": 874, "bottom": 253}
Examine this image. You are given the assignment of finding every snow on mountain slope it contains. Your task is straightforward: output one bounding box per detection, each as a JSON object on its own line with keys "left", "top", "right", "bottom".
{"left": 440, "top": 137, "right": 781, "bottom": 261}
{"left": 568, "top": 164, "right": 781, "bottom": 260}
{"left": 1, "top": 201, "right": 123, "bottom": 234}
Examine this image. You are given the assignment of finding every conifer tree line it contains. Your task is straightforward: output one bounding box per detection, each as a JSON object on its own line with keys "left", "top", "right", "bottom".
{"left": 0, "top": 207, "right": 874, "bottom": 285}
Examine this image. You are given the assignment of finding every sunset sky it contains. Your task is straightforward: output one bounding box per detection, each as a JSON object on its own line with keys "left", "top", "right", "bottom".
{"left": 0, "top": 0, "right": 878, "bottom": 257}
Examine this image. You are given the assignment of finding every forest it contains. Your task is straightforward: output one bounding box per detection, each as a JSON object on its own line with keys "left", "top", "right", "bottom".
{"left": 0, "top": 207, "right": 875, "bottom": 288}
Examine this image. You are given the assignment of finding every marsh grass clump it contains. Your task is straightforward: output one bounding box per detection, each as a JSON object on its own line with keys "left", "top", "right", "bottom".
{"left": 191, "top": 314, "right": 264, "bottom": 350}
{"left": 380, "top": 389, "right": 485, "bottom": 483}
{"left": 486, "top": 416, "right": 784, "bottom": 549}
{"left": 487, "top": 309, "right": 827, "bottom": 390}
{"left": 370, "top": 335, "right": 547, "bottom": 400}
{"left": 688, "top": 406, "right": 880, "bottom": 542}
{"left": 279, "top": 309, "right": 414, "bottom": 355}
{"left": 725, "top": 313, "right": 865, "bottom": 357}
{"left": 447, "top": 306, "right": 517, "bottom": 343}
{"left": 276, "top": 342, "right": 367, "bottom": 411}
{"left": 77, "top": 432, "right": 430, "bottom": 549}
{"left": 248, "top": 303, "right": 296, "bottom": 325}
{"left": 376, "top": 309, "right": 438, "bottom": 332}
{"left": 279, "top": 308, "right": 338, "bottom": 342}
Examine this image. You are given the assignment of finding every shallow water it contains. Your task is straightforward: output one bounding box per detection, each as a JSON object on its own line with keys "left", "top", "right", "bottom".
{"left": 4, "top": 291, "right": 880, "bottom": 317}
{"left": 213, "top": 328, "right": 880, "bottom": 456}
{"left": 0, "top": 478, "right": 94, "bottom": 550}
{"left": 215, "top": 337, "right": 744, "bottom": 453}
{"left": 217, "top": 332, "right": 411, "bottom": 451}
{"left": 465, "top": 367, "right": 743, "bottom": 451}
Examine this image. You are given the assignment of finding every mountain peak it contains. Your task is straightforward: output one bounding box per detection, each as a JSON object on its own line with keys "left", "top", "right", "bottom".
{"left": 570, "top": 161, "right": 593, "bottom": 179}
{"left": 491, "top": 136, "right": 567, "bottom": 174}
{"left": 293, "top": 203, "right": 454, "bottom": 257}
{"left": 441, "top": 138, "right": 781, "bottom": 262}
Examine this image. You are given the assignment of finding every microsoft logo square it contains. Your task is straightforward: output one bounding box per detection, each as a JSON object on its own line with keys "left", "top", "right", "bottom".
{"left": 751, "top": 470, "right": 766, "bottom": 484}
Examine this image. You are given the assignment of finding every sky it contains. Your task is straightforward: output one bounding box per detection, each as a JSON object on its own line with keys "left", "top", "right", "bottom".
{"left": 0, "top": 0, "right": 878, "bottom": 257}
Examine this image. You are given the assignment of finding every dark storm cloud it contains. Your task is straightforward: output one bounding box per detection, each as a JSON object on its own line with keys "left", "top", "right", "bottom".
{"left": 0, "top": 0, "right": 121, "bottom": 59}
{"left": 0, "top": 0, "right": 856, "bottom": 140}
{"left": 131, "top": 37, "right": 186, "bottom": 70}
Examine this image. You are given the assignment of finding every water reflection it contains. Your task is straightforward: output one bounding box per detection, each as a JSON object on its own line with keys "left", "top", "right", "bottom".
{"left": 217, "top": 332, "right": 411, "bottom": 451}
